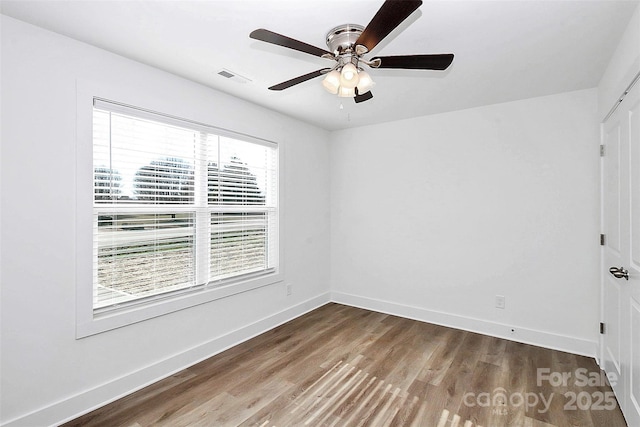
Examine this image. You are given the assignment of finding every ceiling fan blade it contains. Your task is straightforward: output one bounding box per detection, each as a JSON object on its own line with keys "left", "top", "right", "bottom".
{"left": 250, "top": 29, "right": 333, "bottom": 58}
{"left": 268, "top": 68, "right": 331, "bottom": 91}
{"left": 354, "top": 88, "right": 374, "bottom": 103}
{"left": 355, "top": 0, "right": 423, "bottom": 53}
{"left": 372, "top": 54, "right": 454, "bottom": 70}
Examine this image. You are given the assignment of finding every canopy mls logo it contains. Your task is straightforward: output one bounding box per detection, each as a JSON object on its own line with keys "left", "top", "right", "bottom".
{"left": 462, "top": 387, "right": 553, "bottom": 415}
{"left": 461, "top": 368, "right": 619, "bottom": 416}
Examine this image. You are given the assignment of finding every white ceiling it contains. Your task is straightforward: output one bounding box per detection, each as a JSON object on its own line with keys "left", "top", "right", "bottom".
{"left": 1, "top": 0, "right": 638, "bottom": 130}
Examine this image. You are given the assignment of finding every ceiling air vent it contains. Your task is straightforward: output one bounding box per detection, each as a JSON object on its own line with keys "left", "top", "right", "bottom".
{"left": 217, "top": 69, "right": 252, "bottom": 84}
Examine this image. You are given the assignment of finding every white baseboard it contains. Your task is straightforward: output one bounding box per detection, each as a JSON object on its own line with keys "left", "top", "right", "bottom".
{"left": 331, "top": 291, "right": 597, "bottom": 358}
{"left": 2, "top": 293, "right": 331, "bottom": 427}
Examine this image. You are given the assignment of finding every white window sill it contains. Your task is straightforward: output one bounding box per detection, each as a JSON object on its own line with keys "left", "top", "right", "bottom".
{"left": 77, "top": 271, "right": 283, "bottom": 338}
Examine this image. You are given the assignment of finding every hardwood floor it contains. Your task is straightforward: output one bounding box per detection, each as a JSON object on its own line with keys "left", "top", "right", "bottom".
{"left": 64, "top": 303, "right": 627, "bottom": 427}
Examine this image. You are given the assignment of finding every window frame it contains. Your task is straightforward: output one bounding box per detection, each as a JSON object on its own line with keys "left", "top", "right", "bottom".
{"left": 76, "top": 81, "right": 283, "bottom": 338}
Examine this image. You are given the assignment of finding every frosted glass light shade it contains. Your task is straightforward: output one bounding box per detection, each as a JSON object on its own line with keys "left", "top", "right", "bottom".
{"left": 356, "top": 71, "right": 374, "bottom": 93}
{"left": 340, "top": 63, "right": 359, "bottom": 89}
{"left": 338, "top": 86, "right": 355, "bottom": 98}
{"left": 322, "top": 70, "right": 341, "bottom": 94}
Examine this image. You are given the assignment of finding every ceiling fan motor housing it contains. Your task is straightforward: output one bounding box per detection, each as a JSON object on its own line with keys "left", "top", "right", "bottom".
{"left": 326, "top": 24, "right": 364, "bottom": 54}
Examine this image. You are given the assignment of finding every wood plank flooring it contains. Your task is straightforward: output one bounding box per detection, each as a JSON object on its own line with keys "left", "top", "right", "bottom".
{"left": 64, "top": 303, "right": 628, "bottom": 427}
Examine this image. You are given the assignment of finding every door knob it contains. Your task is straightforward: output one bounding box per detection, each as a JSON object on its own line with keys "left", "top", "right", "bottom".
{"left": 609, "top": 266, "right": 629, "bottom": 280}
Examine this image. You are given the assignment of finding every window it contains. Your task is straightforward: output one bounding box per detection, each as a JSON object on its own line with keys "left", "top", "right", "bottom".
{"left": 91, "top": 99, "right": 278, "bottom": 314}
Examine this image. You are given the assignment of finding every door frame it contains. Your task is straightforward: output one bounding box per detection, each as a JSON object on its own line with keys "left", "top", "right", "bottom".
{"left": 598, "top": 70, "right": 640, "bottom": 365}
{"left": 598, "top": 70, "right": 640, "bottom": 425}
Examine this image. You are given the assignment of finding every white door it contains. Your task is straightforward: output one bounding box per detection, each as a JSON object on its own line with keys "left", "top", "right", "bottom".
{"left": 602, "top": 78, "right": 640, "bottom": 427}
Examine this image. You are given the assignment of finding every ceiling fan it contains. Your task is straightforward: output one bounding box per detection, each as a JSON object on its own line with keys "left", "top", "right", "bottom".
{"left": 249, "top": 0, "right": 454, "bottom": 103}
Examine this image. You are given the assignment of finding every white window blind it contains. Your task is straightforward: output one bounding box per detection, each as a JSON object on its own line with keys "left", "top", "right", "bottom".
{"left": 92, "top": 99, "right": 278, "bottom": 312}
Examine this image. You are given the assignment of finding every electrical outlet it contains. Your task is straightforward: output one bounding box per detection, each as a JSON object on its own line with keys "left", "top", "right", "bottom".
{"left": 286, "top": 284, "right": 292, "bottom": 296}
{"left": 495, "top": 295, "right": 505, "bottom": 309}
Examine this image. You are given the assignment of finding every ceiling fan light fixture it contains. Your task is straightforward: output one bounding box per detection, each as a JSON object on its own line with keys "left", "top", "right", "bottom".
{"left": 356, "top": 70, "right": 374, "bottom": 93}
{"left": 322, "top": 70, "right": 341, "bottom": 94}
{"left": 340, "top": 62, "right": 359, "bottom": 88}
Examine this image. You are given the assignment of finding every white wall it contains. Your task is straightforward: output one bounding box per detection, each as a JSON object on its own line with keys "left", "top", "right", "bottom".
{"left": 329, "top": 89, "right": 600, "bottom": 356}
{"left": 598, "top": 2, "right": 640, "bottom": 120}
{"left": 0, "top": 16, "right": 330, "bottom": 426}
